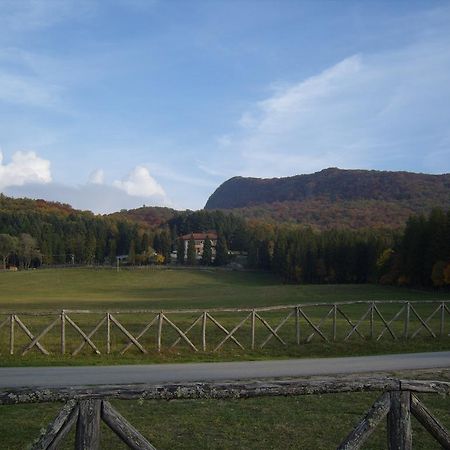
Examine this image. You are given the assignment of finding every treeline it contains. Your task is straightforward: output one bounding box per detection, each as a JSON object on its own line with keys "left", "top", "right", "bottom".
{"left": 0, "top": 195, "right": 154, "bottom": 266}
{"left": 244, "top": 224, "right": 392, "bottom": 284}
{"left": 378, "top": 208, "right": 450, "bottom": 287}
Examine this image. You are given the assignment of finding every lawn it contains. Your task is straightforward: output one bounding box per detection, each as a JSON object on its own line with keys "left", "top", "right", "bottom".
{"left": 0, "top": 267, "right": 449, "bottom": 366}
{"left": 0, "top": 269, "right": 449, "bottom": 449}
{"left": 0, "top": 267, "right": 448, "bottom": 311}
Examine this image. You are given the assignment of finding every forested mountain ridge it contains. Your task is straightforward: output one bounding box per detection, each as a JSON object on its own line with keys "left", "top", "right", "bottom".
{"left": 204, "top": 168, "right": 450, "bottom": 229}
{"left": 107, "top": 205, "right": 181, "bottom": 227}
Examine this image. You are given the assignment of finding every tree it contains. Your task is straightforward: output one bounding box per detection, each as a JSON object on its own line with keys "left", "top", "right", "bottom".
{"left": 214, "top": 235, "right": 229, "bottom": 266}
{"left": 201, "top": 237, "right": 212, "bottom": 265}
{"left": 18, "top": 233, "right": 40, "bottom": 269}
{"left": 176, "top": 238, "right": 185, "bottom": 264}
{"left": 128, "top": 240, "right": 136, "bottom": 265}
{"left": 187, "top": 236, "right": 196, "bottom": 265}
{"left": 0, "top": 234, "right": 17, "bottom": 269}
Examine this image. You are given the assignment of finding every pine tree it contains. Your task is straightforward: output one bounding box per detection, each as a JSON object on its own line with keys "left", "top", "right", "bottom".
{"left": 202, "top": 237, "right": 212, "bottom": 265}
{"left": 214, "top": 235, "right": 229, "bottom": 266}
{"left": 177, "top": 238, "right": 185, "bottom": 264}
{"left": 187, "top": 236, "right": 196, "bottom": 265}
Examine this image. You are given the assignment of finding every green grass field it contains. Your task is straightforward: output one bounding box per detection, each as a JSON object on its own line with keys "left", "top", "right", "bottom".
{"left": 1, "top": 269, "right": 449, "bottom": 449}
{"left": 0, "top": 268, "right": 449, "bottom": 366}
{"left": 0, "top": 267, "right": 448, "bottom": 310}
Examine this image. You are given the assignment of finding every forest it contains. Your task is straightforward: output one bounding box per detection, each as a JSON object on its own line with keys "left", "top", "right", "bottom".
{"left": 0, "top": 194, "right": 449, "bottom": 288}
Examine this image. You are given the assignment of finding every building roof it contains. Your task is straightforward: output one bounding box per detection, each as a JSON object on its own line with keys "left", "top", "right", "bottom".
{"left": 180, "top": 231, "right": 218, "bottom": 241}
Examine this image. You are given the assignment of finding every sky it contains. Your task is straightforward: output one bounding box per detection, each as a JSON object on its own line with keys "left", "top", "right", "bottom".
{"left": 0, "top": 0, "right": 449, "bottom": 213}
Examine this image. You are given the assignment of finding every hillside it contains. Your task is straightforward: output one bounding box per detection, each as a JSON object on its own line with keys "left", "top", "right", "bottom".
{"left": 204, "top": 168, "right": 450, "bottom": 229}
{"left": 107, "top": 205, "right": 181, "bottom": 227}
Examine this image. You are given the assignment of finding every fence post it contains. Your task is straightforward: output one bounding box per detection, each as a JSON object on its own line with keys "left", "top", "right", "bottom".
{"left": 387, "top": 390, "right": 412, "bottom": 450}
{"left": 106, "top": 313, "right": 111, "bottom": 354}
{"left": 157, "top": 312, "right": 163, "bottom": 352}
{"left": 404, "top": 302, "right": 410, "bottom": 339}
{"left": 440, "top": 302, "right": 445, "bottom": 338}
{"left": 333, "top": 304, "right": 337, "bottom": 341}
{"left": 296, "top": 307, "right": 300, "bottom": 345}
{"left": 75, "top": 399, "right": 101, "bottom": 450}
{"left": 370, "top": 303, "right": 374, "bottom": 340}
{"left": 9, "top": 314, "right": 14, "bottom": 355}
{"left": 61, "top": 310, "right": 66, "bottom": 355}
{"left": 202, "top": 311, "right": 207, "bottom": 351}
{"left": 251, "top": 309, "right": 256, "bottom": 350}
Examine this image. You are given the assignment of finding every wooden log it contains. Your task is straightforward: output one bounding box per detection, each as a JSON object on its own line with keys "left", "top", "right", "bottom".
{"left": 72, "top": 316, "right": 107, "bottom": 356}
{"left": 121, "top": 315, "right": 158, "bottom": 355}
{"left": 307, "top": 307, "right": 333, "bottom": 343}
{"left": 22, "top": 316, "right": 60, "bottom": 356}
{"left": 410, "top": 304, "right": 436, "bottom": 338}
{"left": 369, "top": 303, "right": 374, "bottom": 340}
{"left": 251, "top": 309, "right": 256, "bottom": 350}
{"left": 387, "top": 390, "right": 412, "bottom": 450}
{"left": 9, "top": 314, "right": 14, "bottom": 355}
{"left": 206, "top": 313, "right": 245, "bottom": 350}
{"left": 298, "top": 308, "right": 329, "bottom": 342}
{"left": 0, "top": 376, "right": 402, "bottom": 405}
{"left": 75, "top": 399, "right": 101, "bottom": 450}
{"left": 14, "top": 315, "right": 49, "bottom": 355}
{"left": 337, "top": 392, "right": 390, "bottom": 450}
{"left": 373, "top": 305, "right": 396, "bottom": 340}
{"left": 163, "top": 314, "right": 198, "bottom": 351}
{"left": 261, "top": 310, "right": 294, "bottom": 347}
{"left": 202, "top": 311, "right": 207, "bottom": 351}
{"left": 255, "top": 312, "right": 286, "bottom": 347}
{"left": 333, "top": 304, "right": 338, "bottom": 341}
{"left": 213, "top": 313, "right": 251, "bottom": 352}
{"left": 404, "top": 302, "right": 410, "bottom": 338}
{"left": 106, "top": 312, "right": 111, "bottom": 354}
{"left": 344, "top": 307, "right": 371, "bottom": 342}
{"left": 32, "top": 399, "right": 78, "bottom": 450}
{"left": 101, "top": 400, "right": 157, "bottom": 450}
{"left": 61, "top": 311, "right": 65, "bottom": 355}
{"left": 109, "top": 314, "right": 147, "bottom": 354}
{"left": 376, "top": 305, "right": 405, "bottom": 342}
{"left": 170, "top": 314, "right": 202, "bottom": 348}
{"left": 65, "top": 315, "right": 101, "bottom": 355}
{"left": 399, "top": 380, "right": 450, "bottom": 394}
{"left": 157, "top": 312, "right": 163, "bottom": 352}
{"left": 410, "top": 304, "right": 440, "bottom": 338}
{"left": 336, "top": 307, "right": 364, "bottom": 339}
{"left": 410, "top": 393, "right": 450, "bottom": 449}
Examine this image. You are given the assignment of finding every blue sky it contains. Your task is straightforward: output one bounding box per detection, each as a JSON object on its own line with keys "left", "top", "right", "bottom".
{"left": 0, "top": 0, "right": 449, "bottom": 212}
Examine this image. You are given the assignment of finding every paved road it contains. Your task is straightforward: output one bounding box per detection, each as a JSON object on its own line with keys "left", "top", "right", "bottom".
{"left": 1, "top": 351, "right": 449, "bottom": 388}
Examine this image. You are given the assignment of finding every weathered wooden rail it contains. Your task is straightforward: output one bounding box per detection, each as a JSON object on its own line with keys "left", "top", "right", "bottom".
{"left": 1, "top": 376, "right": 449, "bottom": 449}
{"left": 0, "top": 300, "right": 449, "bottom": 356}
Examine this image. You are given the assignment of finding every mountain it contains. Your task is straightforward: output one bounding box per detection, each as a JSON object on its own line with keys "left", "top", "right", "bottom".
{"left": 204, "top": 168, "right": 450, "bottom": 229}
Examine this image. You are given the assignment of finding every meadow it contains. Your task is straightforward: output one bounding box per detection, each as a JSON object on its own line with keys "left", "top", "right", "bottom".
{"left": 1, "top": 268, "right": 450, "bottom": 449}
{"left": 0, "top": 267, "right": 449, "bottom": 366}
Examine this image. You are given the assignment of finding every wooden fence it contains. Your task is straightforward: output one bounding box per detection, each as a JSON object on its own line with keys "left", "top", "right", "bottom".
{"left": 1, "top": 376, "right": 449, "bottom": 449}
{"left": 1, "top": 300, "right": 449, "bottom": 356}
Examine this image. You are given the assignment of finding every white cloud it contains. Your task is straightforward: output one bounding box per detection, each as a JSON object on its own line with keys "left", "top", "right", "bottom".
{"left": 6, "top": 182, "right": 170, "bottom": 214}
{"left": 113, "top": 166, "right": 166, "bottom": 198}
{"left": 215, "top": 33, "right": 450, "bottom": 177}
{"left": 88, "top": 168, "right": 104, "bottom": 185}
{"left": 0, "top": 150, "right": 51, "bottom": 190}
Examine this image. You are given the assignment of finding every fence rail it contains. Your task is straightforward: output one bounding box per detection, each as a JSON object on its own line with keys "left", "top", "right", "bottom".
{"left": 0, "top": 300, "right": 449, "bottom": 356}
{"left": 1, "top": 376, "right": 449, "bottom": 449}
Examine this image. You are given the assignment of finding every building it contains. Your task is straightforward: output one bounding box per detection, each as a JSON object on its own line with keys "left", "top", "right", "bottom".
{"left": 180, "top": 231, "right": 218, "bottom": 260}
